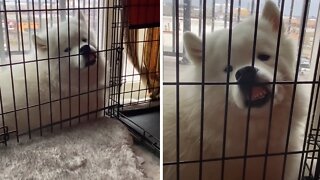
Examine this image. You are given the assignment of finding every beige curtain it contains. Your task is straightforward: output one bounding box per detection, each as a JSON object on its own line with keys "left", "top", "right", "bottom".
{"left": 125, "top": 27, "right": 160, "bottom": 100}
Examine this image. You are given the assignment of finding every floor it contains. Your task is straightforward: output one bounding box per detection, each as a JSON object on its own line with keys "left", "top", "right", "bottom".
{"left": 0, "top": 118, "right": 153, "bottom": 179}
{"left": 133, "top": 143, "right": 160, "bottom": 180}
{"left": 120, "top": 107, "right": 160, "bottom": 179}
{"left": 121, "top": 107, "right": 160, "bottom": 143}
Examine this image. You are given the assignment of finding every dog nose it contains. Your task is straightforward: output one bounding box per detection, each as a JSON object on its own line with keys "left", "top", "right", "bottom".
{"left": 79, "top": 45, "right": 96, "bottom": 67}
{"left": 235, "top": 66, "right": 258, "bottom": 82}
{"left": 79, "top": 45, "right": 91, "bottom": 55}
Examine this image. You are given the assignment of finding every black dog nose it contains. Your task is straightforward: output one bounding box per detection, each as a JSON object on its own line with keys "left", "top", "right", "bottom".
{"left": 79, "top": 45, "right": 91, "bottom": 55}
{"left": 235, "top": 66, "right": 258, "bottom": 82}
{"left": 79, "top": 45, "right": 96, "bottom": 67}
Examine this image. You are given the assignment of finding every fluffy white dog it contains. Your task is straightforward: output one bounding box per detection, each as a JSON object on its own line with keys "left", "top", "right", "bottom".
{"left": 164, "top": 1, "right": 308, "bottom": 179}
{"left": 0, "top": 12, "right": 109, "bottom": 135}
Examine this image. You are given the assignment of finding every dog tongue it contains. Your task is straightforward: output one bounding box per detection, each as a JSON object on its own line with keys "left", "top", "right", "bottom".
{"left": 251, "top": 86, "right": 267, "bottom": 101}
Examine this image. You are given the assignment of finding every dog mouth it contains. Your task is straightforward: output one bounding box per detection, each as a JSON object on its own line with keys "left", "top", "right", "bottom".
{"left": 84, "top": 52, "right": 97, "bottom": 67}
{"left": 79, "top": 45, "right": 97, "bottom": 67}
{"left": 242, "top": 84, "right": 270, "bottom": 107}
{"left": 235, "top": 66, "right": 271, "bottom": 108}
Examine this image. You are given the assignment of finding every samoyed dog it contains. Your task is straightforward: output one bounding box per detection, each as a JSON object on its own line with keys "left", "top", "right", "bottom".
{"left": 0, "top": 12, "right": 111, "bottom": 135}
{"left": 164, "top": 1, "right": 308, "bottom": 179}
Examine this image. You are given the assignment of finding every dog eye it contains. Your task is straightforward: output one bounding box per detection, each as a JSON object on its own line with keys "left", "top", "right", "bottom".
{"left": 258, "top": 54, "right": 270, "bottom": 61}
{"left": 64, "top": 47, "right": 71, "bottom": 52}
{"left": 224, "top": 65, "right": 233, "bottom": 73}
{"left": 82, "top": 38, "right": 87, "bottom": 42}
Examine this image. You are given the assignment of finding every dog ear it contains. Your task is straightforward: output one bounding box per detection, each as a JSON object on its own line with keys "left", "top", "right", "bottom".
{"left": 262, "top": 1, "right": 281, "bottom": 32}
{"left": 32, "top": 33, "right": 47, "bottom": 50}
{"left": 183, "top": 32, "right": 202, "bottom": 64}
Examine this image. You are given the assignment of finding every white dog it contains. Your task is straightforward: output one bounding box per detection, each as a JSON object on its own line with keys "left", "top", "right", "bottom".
{"left": 0, "top": 12, "right": 110, "bottom": 135}
{"left": 164, "top": 1, "right": 308, "bottom": 179}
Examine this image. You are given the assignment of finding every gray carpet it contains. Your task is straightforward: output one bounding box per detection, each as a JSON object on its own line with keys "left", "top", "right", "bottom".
{"left": 0, "top": 118, "right": 150, "bottom": 180}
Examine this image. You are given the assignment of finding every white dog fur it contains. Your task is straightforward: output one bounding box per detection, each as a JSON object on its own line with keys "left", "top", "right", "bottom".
{"left": 164, "top": 1, "right": 308, "bottom": 179}
{"left": 0, "top": 12, "right": 110, "bottom": 135}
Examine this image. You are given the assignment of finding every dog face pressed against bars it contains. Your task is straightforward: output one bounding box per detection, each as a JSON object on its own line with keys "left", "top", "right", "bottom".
{"left": 33, "top": 13, "right": 98, "bottom": 70}
{"left": 164, "top": 1, "right": 307, "bottom": 180}
{"left": 183, "top": 2, "right": 296, "bottom": 111}
{"left": 0, "top": 12, "right": 108, "bottom": 134}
